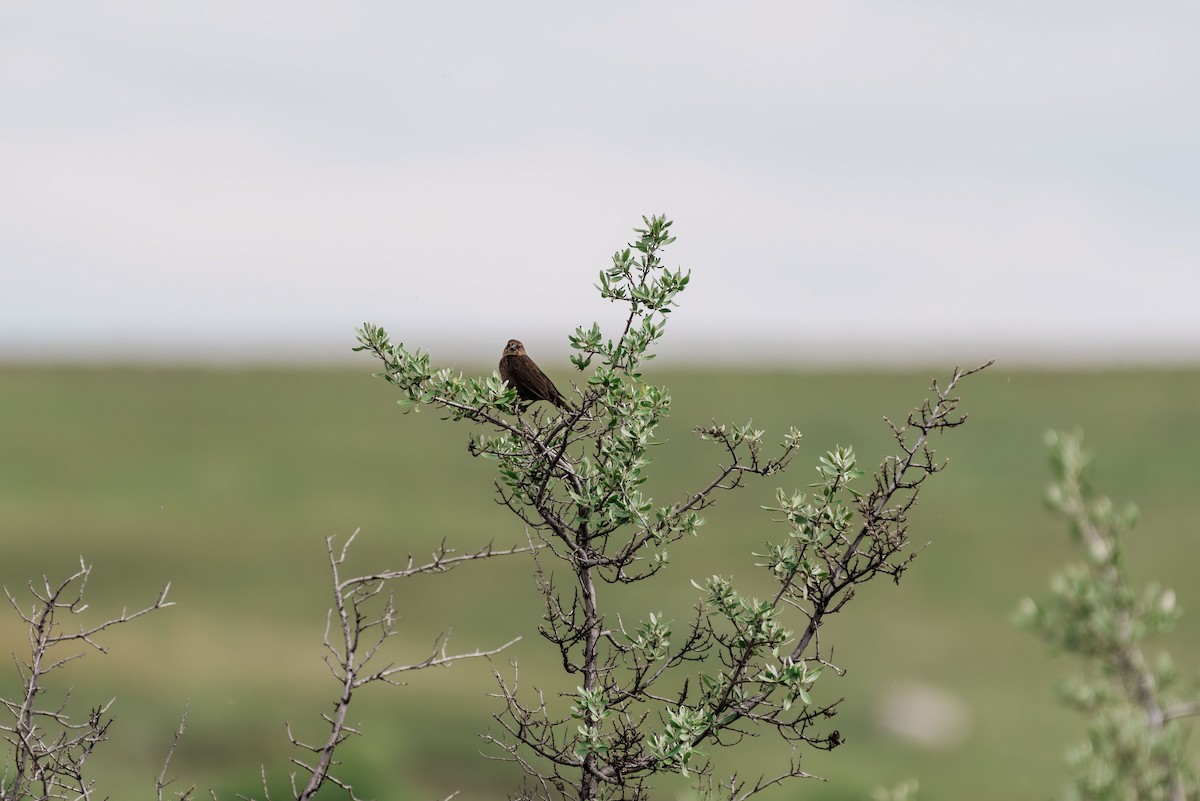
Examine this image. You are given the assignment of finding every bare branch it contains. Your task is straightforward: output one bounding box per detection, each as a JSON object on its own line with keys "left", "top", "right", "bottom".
{"left": 289, "top": 530, "right": 523, "bottom": 801}
{"left": 2, "top": 561, "right": 172, "bottom": 801}
{"left": 156, "top": 703, "right": 195, "bottom": 801}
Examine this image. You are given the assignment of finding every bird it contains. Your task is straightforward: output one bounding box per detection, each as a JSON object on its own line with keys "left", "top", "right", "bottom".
{"left": 499, "top": 339, "right": 569, "bottom": 410}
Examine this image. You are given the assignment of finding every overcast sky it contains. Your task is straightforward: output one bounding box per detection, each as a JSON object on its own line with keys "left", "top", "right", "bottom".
{"left": 3, "top": 2, "right": 1198, "bottom": 365}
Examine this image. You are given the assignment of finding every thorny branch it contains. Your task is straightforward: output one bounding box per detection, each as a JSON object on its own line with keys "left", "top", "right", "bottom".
{"left": 2, "top": 530, "right": 533, "bottom": 801}
{"left": 156, "top": 703, "right": 195, "bottom": 801}
{"left": 1, "top": 560, "right": 173, "bottom": 801}
{"left": 284, "top": 530, "right": 531, "bottom": 801}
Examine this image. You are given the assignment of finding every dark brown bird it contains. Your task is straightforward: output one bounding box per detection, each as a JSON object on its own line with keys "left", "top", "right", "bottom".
{"left": 499, "top": 339, "right": 569, "bottom": 410}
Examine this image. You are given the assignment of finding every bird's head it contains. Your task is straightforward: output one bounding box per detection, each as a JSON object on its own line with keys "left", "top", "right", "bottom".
{"left": 503, "top": 339, "right": 526, "bottom": 356}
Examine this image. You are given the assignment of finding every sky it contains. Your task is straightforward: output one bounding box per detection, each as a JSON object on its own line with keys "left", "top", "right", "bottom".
{"left": 3, "top": 2, "right": 1198, "bottom": 365}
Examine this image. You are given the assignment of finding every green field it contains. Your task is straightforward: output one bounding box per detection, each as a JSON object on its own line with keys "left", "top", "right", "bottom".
{"left": 2, "top": 363, "right": 1198, "bottom": 800}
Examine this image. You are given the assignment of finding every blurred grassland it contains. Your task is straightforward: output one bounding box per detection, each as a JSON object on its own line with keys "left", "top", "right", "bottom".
{"left": 1, "top": 363, "right": 1199, "bottom": 800}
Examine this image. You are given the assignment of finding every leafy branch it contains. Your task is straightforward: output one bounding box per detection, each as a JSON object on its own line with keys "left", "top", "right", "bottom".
{"left": 359, "top": 214, "right": 989, "bottom": 799}
{"left": 1017, "top": 431, "right": 1198, "bottom": 801}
